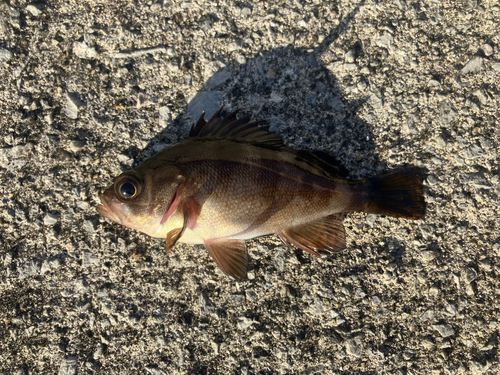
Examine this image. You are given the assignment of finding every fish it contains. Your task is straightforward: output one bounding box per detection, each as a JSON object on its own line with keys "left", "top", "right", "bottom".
{"left": 97, "top": 108, "right": 426, "bottom": 281}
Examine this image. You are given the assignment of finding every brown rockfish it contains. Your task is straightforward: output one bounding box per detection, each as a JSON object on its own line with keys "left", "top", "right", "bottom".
{"left": 97, "top": 109, "right": 425, "bottom": 280}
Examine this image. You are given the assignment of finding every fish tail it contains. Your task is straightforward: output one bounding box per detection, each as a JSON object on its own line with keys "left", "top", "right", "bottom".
{"left": 365, "top": 167, "right": 426, "bottom": 219}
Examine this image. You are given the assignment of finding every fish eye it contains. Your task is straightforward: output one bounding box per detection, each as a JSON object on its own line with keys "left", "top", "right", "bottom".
{"left": 115, "top": 175, "right": 142, "bottom": 200}
{"left": 119, "top": 182, "right": 137, "bottom": 198}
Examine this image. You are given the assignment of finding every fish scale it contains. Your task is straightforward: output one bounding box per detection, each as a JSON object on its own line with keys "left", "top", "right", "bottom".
{"left": 180, "top": 158, "right": 344, "bottom": 239}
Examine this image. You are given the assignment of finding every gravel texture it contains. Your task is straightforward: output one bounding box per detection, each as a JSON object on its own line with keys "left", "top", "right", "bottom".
{"left": 1, "top": 0, "right": 500, "bottom": 374}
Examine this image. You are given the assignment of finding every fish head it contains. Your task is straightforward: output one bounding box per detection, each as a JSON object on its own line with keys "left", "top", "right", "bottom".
{"left": 97, "top": 166, "right": 184, "bottom": 236}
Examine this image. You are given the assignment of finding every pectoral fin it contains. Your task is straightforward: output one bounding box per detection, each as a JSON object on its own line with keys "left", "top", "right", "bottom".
{"left": 165, "top": 199, "right": 201, "bottom": 251}
{"left": 183, "top": 199, "right": 201, "bottom": 230}
{"left": 279, "top": 215, "right": 346, "bottom": 256}
{"left": 204, "top": 239, "right": 248, "bottom": 281}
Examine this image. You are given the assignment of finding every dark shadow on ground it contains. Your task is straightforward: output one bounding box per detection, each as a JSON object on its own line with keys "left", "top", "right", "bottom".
{"left": 136, "top": 0, "right": 386, "bottom": 179}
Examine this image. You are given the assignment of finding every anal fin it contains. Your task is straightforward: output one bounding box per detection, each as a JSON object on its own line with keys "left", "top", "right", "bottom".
{"left": 279, "top": 215, "right": 346, "bottom": 256}
{"left": 204, "top": 239, "right": 248, "bottom": 281}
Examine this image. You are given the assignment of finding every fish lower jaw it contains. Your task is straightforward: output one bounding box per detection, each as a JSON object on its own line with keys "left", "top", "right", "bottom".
{"left": 96, "top": 205, "right": 121, "bottom": 224}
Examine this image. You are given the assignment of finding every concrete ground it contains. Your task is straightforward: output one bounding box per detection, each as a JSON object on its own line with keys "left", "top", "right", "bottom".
{"left": 1, "top": 0, "right": 499, "bottom": 374}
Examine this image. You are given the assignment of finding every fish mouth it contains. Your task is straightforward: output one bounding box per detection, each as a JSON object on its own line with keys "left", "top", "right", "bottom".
{"left": 96, "top": 193, "right": 123, "bottom": 224}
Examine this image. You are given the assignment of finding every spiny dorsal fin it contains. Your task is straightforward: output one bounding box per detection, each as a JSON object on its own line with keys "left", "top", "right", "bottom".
{"left": 190, "top": 108, "right": 284, "bottom": 147}
{"left": 190, "top": 108, "right": 346, "bottom": 179}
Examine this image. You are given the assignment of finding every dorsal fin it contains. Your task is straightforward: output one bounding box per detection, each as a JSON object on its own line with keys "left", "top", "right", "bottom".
{"left": 190, "top": 108, "right": 346, "bottom": 179}
{"left": 190, "top": 108, "right": 285, "bottom": 147}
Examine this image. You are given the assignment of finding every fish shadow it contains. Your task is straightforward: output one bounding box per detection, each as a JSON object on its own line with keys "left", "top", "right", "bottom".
{"left": 137, "top": 0, "right": 392, "bottom": 180}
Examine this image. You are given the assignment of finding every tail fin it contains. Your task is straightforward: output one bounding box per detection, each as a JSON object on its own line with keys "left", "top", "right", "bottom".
{"left": 365, "top": 167, "right": 426, "bottom": 219}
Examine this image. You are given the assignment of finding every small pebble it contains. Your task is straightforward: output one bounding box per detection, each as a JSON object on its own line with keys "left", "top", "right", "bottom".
{"left": 166, "top": 47, "right": 175, "bottom": 57}
{"left": 273, "top": 248, "right": 286, "bottom": 273}
{"left": 368, "top": 93, "right": 383, "bottom": 109}
{"left": 439, "top": 100, "right": 458, "bottom": 126}
{"left": 422, "top": 336, "right": 435, "bottom": 349}
{"left": 58, "top": 355, "right": 78, "bottom": 375}
{"left": 366, "top": 214, "right": 377, "bottom": 227}
{"left": 377, "top": 32, "right": 393, "bottom": 48}
{"left": 431, "top": 156, "right": 442, "bottom": 165}
{"left": 241, "top": 7, "right": 252, "bottom": 16}
{"left": 443, "top": 302, "right": 457, "bottom": 317}
{"left": 417, "top": 271, "right": 428, "bottom": 282}
{"left": 357, "top": 80, "right": 368, "bottom": 90}
{"left": 481, "top": 43, "right": 493, "bottom": 56}
{"left": 136, "top": 93, "right": 147, "bottom": 109}
{"left": 345, "top": 49, "right": 356, "bottom": 63}
{"left": 167, "top": 60, "right": 179, "bottom": 72}
{"left": 460, "top": 55, "right": 483, "bottom": 74}
{"left": 421, "top": 251, "right": 436, "bottom": 262}
{"left": 237, "top": 317, "right": 256, "bottom": 330}
{"left": 435, "top": 135, "right": 447, "bottom": 148}
{"left": 82, "top": 251, "right": 99, "bottom": 267}
{"left": 269, "top": 92, "right": 283, "bottom": 104}
{"left": 204, "top": 61, "right": 231, "bottom": 89}
{"left": 236, "top": 55, "right": 247, "bottom": 64}
{"left": 309, "top": 298, "right": 327, "bottom": 316}
{"left": 9, "top": 7, "right": 21, "bottom": 28}
{"left": 69, "top": 140, "right": 85, "bottom": 152}
{"left": 0, "top": 48, "right": 12, "bottom": 64}
{"left": 117, "top": 154, "right": 133, "bottom": 165}
{"left": 18, "top": 260, "right": 40, "bottom": 280}
{"left": 427, "top": 79, "right": 440, "bottom": 87}
{"left": 26, "top": 4, "right": 42, "bottom": 17}
{"left": 459, "top": 144, "right": 484, "bottom": 160}
{"left": 421, "top": 309, "right": 435, "bottom": 321}
{"left": 426, "top": 174, "right": 439, "bottom": 186}
{"left": 43, "top": 213, "right": 58, "bottom": 225}
{"left": 454, "top": 155, "right": 465, "bottom": 165}
{"left": 228, "top": 39, "right": 243, "bottom": 51}
{"left": 73, "top": 41, "right": 98, "bottom": 59}
{"left": 469, "top": 361, "right": 489, "bottom": 375}
{"left": 76, "top": 201, "right": 89, "bottom": 210}
{"left": 473, "top": 89, "right": 488, "bottom": 105}
{"left": 65, "top": 92, "right": 86, "bottom": 120}
{"left": 159, "top": 106, "right": 172, "bottom": 127}
{"left": 198, "top": 292, "right": 216, "bottom": 316}
{"left": 432, "top": 324, "right": 455, "bottom": 338}
{"left": 245, "top": 289, "right": 257, "bottom": 302}
{"left": 83, "top": 220, "right": 96, "bottom": 234}
{"left": 345, "top": 336, "right": 364, "bottom": 357}
{"left": 464, "top": 267, "right": 477, "bottom": 284}
{"left": 403, "top": 349, "right": 415, "bottom": 360}
{"left": 344, "top": 63, "right": 358, "bottom": 71}
{"left": 478, "top": 258, "right": 492, "bottom": 272}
